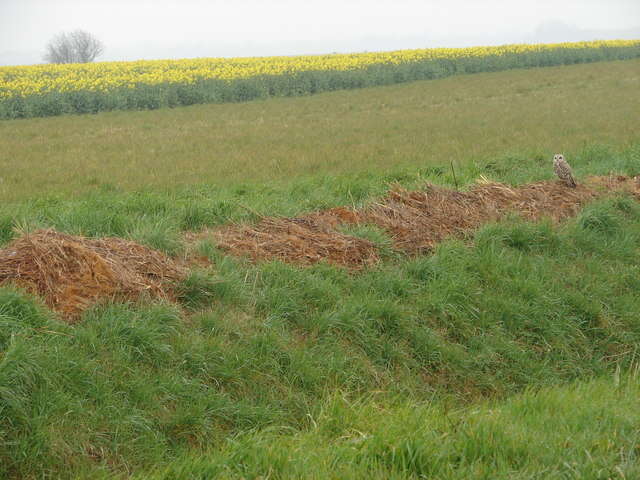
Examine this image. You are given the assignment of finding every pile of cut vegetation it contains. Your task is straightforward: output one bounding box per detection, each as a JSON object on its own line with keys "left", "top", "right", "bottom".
{"left": 355, "top": 179, "right": 600, "bottom": 253}
{"left": 212, "top": 216, "right": 379, "bottom": 269}
{"left": 206, "top": 175, "right": 639, "bottom": 264}
{"left": 0, "top": 229, "right": 187, "bottom": 321}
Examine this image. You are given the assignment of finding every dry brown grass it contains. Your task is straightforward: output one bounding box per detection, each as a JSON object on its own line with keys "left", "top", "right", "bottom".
{"left": 208, "top": 217, "right": 379, "bottom": 269}
{"left": 197, "top": 175, "right": 639, "bottom": 266}
{"left": 1, "top": 176, "right": 636, "bottom": 319}
{"left": 0, "top": 229, "right": 187, "bottom": 320}
{"left": 356, "top": 179, "right": 601, "bottom": 253}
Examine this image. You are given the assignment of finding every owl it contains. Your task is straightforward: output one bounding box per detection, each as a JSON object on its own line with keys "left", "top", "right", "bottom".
{"left": 553, "top": 154, "right": 576, "bottom": 188}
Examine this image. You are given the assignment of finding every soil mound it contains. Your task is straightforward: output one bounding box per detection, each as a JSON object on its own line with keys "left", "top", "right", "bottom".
{"left": 0, "top": 229, "right": 187, "bottom": 321}
{"left": 201, "top": 176, "right": 638, "bottom": 265}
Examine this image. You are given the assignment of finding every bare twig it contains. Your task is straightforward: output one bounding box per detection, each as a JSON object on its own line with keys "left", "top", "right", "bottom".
{"left": 450, "top": 160, "right": 459, "bottom": 190}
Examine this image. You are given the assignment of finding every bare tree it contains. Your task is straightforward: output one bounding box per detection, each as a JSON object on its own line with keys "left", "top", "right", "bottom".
{"left": 44, "top": 30, "right": 105, "bottom": 64}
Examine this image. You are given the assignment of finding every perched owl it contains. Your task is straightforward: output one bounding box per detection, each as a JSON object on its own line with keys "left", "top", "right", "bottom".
{"left": 553, "top": 154, "right": 576, "bottom": 188}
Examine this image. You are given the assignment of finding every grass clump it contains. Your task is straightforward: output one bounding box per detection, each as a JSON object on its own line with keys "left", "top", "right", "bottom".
{"left": 339, "top": 223, "right": 398, "bottom": 261}
{"left": 0, "top": 288, "right": 50, "bottom": 350}
{"left": 578, "top": 202, "right": 621, "bottom": 235}
{"left": 176, "top": 270, "right": 240, "bottom": 311}
{"left": 143, "top": 373, "right": 640, "bottom": 479}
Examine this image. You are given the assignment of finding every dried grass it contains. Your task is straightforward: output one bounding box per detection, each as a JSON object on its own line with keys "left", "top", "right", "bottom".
{"left": 2, "top": 176, "right": 635, "bottom": 320}
{"left": 359, "top": 180, "right": 601, "bottom": 253}
{"left": 212, "top": 217, "right": 379, "bottom": 269}
{"left": 0, "top": 229, "right": 187, "bottom": 321}
{"left": 202, "top": 175, "right": 639, "bottom": 265}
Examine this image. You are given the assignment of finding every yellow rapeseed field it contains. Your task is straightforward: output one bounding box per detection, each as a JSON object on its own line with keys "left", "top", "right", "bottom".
{"left": 0, "top": 40, "right": 637, "bottom": 99}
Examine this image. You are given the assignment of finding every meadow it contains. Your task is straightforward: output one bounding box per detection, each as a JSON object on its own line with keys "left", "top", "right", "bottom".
{"left": 0, "top": 55, "right": 640, "bottom": 478}
{"left": 1, "top": 59, "right": 639, "bottom": 204}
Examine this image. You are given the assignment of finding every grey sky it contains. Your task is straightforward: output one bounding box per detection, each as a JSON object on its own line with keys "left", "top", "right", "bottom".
{"left": 0, "top": 0, "right": 638, "bottom": 66}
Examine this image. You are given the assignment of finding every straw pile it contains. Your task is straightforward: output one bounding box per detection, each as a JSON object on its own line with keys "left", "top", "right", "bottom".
{"left": 2, "top": 176, "right": 632, "bottom": 319}
{"left": 204, "top": 175, "right": 639, "bottom": 265}
{"left": 587, "top": 174, "right": 640, "bottom": 200}
{"left": 212, "top": 216, "right": 379, "bottom": 269}
{"left": 0, "top": 229, "right": 187, "bottom": 321}
{"left": 358, "top": 180, "right": 601, "bottom": 253}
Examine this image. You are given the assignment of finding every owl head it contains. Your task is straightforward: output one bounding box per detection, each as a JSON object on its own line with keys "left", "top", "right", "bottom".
{"left": 553, "top": 154, "right": 564, "bottom": 164}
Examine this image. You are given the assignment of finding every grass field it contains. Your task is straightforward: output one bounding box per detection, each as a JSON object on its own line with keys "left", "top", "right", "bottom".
{"left": 1, "top": 59, "right": 639, "bottom": 204}
{"left": 1, "top": 57, "right": 640, "bottom": 478}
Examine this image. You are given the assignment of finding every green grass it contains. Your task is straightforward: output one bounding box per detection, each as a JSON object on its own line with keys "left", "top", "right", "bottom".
{"left": 2, "top": 193, "right": 640, "bottom": 478}
{"left": 144, "top": 373, "right": 640, "bottom": 479}
{"left": 0, "top": 59, "right": 639, "bottom": 203}
{"left": 1, "top": 59, "right": 640, "bottom": 478}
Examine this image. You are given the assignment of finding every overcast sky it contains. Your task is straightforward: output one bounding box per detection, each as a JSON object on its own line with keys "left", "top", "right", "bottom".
{"left": 0, "top": 0, "right": 638, "bottom": 66}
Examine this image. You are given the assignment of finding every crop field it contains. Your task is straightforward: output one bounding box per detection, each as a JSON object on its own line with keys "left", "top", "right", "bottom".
{"left": 2, "top": 58, "right": 639, "bottom": 203}
{"left": 0, "top": 50, "right": 640, "bottom": 479}
{"left": 1, "top": 40, "right": 638, "bottom": 119}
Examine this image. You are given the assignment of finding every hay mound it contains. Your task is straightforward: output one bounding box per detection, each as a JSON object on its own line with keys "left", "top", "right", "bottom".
{"left": 0, "top": 229, "right": 187, "bottom": 320}
{"left": 212, "top": 217, "right": 379, "bottom": 269}
{"left": 359, "top": 180, "right": 601, "bottom": 253}
{"left": 203, "top": 175, "right": 638, "bottom": 265}
{"left": 586, "top": 174, "right": 640, "bottom": 200}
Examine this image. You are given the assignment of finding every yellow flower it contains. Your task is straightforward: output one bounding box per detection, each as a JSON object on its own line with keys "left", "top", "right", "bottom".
{"left": 0, "top": 40, "right": 637, "bottom": 99}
